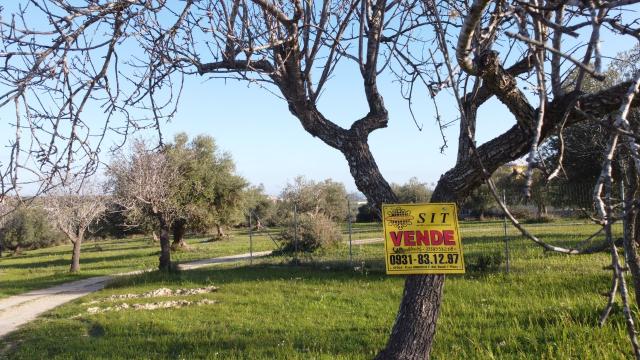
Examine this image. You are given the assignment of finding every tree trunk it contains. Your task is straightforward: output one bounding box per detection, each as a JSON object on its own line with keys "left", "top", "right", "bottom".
{"left": 623, "top": 165, "right": 640, "bottom": 308}
{"left": 158, "top": 218, "right": 171, "bottom": 271}
{"left": 338, "top": 138, "right": 446, "bottom": 360}
{"left": 69, "top": 236, "right": 82, "bottom": 273}
{"left": 171, "top": 219, "right": 188, "bottom": 250}
{"left": 215, "top": 224, "right": 226, "bottom": 238}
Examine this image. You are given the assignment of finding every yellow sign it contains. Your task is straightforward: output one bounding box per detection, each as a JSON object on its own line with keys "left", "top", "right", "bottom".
{"left": 382, "top": 203, "right": 465, "bottom": 275}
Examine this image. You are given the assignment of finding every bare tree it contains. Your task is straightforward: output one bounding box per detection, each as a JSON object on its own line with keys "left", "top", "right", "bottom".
{"left": 44, "top": 180, "right": 107, "bottom": 272}
{"left": 1, "top": 1, "right": 640, "bottom": 358}
{"left": 108, "top": 140, "right": 181, "bottom": 271}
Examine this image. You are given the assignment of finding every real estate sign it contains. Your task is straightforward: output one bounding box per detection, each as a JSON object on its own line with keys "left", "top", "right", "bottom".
{"left": 382, "top": 203, "right": 465, "bottom": 275}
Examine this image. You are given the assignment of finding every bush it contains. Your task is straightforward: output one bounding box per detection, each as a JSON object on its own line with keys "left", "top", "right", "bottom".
{"left": 0, "top": 207, "right": 65, "bottom": 253}
{"left": 277, "top": 213, "right": 342, "bottom": 253}
{"left": 522, "top": 214, "right": 557, "bottom": 224}
{"left": 467, "top": 251, "right": 504, "bottom": 272}
{"left": 356, "top": 204, "right": 378, "bottom": 222}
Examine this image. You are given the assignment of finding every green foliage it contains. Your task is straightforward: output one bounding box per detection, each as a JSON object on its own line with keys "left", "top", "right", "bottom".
{"left": 244, "top": 185, "right": 276, "bottom": 227}
{"left": 356, "top": 204, "right": 378, "bottom": 222}
{"left": 391, "top": 177, "right": 432, "bottom": 203}
{"left": 278, "top": 176, "right": 348, "bottom": 222}
{"left": 165, "top": 133, "right": 248, "bottom": 235}
{"left": 0, "top": 207, "right": 65, "bottom": 253}
{"left": 91, "top": 202, "right": 148, "bottom": 239}
{"left": 277, "top": 213, "right": 342, "bottom": 253}
{"left": 465, "top": 251, "right": 504, "bottom": 272}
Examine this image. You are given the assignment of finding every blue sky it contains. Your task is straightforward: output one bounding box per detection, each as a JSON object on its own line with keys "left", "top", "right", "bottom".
{"left": 0, "top": 3, "right": 637, "bottom": 196}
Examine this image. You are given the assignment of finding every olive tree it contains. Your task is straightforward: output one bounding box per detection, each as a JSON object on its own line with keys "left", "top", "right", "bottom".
{"left": 166, "top": 133, "right": 247, "bottom": 245}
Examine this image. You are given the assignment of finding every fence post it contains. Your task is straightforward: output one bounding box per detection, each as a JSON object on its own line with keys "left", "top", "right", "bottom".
{"left": 293, "top": 203, "right": 298, "bottom": 262}
{"left": 621, "top": 178, "right": 626, "bottom": 243}
{"left": 348, "top": 198, "right": 353, "bottom": 266}
{"left": 503, "top": 189, "right": 510, "bottom": 274}
{"left": 249, "top": 211, "right": 253, "bottom": 265}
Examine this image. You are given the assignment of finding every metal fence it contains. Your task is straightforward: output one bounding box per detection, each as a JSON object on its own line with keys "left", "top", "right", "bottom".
{"left": 241, "top": 181, "right": 620, "bottom": 273}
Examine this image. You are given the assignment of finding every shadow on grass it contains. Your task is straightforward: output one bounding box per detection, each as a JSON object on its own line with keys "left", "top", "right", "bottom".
{"left": 0, "top": 253, "right": 153, "bottom": 271}
{"left": 107, "top": 262, "right": 391, "bottom": 290}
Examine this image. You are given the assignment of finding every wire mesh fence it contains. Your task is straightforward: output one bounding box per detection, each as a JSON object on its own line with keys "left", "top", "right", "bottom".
{"left": 240, "top": 181, "right": 623, "bottom": 274}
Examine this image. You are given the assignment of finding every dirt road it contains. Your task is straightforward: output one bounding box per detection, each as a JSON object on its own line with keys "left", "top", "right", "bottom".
{"left": 0, "top": 251, "right": 271, "bottom": 338}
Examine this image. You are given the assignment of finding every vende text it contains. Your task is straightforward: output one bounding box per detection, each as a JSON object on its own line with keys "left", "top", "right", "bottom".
{"left": 389, "top": 230, "right": 456, "bottom": 247}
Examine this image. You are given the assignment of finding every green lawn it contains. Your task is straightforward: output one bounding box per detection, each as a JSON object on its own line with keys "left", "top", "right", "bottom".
{"left": 1, "top": 220, "right": 635, "bottom": 359}
{"left": 0, "top": 232, "right": 276, "bottom": 298}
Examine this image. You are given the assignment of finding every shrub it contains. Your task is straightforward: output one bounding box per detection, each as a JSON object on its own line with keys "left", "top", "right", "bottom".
{"left": 522, "top": 214, "right": 557, "bottom": 224}
{"left": 277, "top": 213, "right": 342, "bottom": 253}
{"left": 467, "top": 251, "right": 504, "bottom": 272}
{"left": 0, "top": 207, "right": 65, "bottom": 253}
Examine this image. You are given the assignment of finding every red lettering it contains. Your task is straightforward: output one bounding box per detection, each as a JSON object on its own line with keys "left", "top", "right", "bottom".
{"left": 416, "top": 230, "right": 429, "bottom": 246}
{"left": 404, "top": 231, "right": 416, "bottom": 246}
{"left": 443, "top": 230, "right": 455, "bottom": 246}
{"left": 390, "top": 231, "right": 402, "bottom": 246}
{"left": 430, "top": 230, "right": 443, "bottom": 245}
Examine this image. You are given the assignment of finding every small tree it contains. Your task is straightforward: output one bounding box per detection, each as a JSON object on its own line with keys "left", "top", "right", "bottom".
{"left": 244, "top": 185, "right": 276, "bottom": 228}
{"left": 108, "top": 140, "right": 182, "bottom": 271}
{"left": 391, "top": 178, "right": 432, "bottom": 204}
{"left": 45, "top": 181, "right": 107, "bottom": 272}
{"left": 0, "top": 206, "right": 64, "bottom": 255}
{"left": 279, "top": 177, "right": 348, "bottom": 221}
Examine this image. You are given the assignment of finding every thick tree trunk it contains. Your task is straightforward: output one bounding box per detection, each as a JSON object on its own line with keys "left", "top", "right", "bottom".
{"left": 158, "top": 218, "right": 171, "bottom": 271}
{"left": 339, "top": 139, "right": 446, "bottom": 360}
{"left": 69, "top": 237, "right": 82, "bottom": 273}
{"left": 171, "top": 219, "right": 188, "bottom": 250}
{"left": 375, "top": 181, "right": 460, "bottom": 360}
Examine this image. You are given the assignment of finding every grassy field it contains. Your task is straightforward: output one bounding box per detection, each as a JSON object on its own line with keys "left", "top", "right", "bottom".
{"left": 0, "top": 232, "right": 277, "bottom": 298}
{"left": 1, "top": 220, "right": 635, "bottom": 359}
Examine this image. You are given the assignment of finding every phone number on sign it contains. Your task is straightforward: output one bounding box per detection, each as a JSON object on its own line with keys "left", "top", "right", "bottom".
{"left": 388, "top": 253, "right": 459, "bottom": 265}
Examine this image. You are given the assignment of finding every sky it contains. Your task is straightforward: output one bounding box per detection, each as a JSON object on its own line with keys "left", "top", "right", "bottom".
{"left": 0, "top": 3, "right": 637, "bottom": 196}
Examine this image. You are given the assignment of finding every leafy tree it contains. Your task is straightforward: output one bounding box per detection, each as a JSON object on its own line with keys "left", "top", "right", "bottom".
{"left": 0, "top": 207, "right": 65, "bottom": 254}
{"left": 244, "top": 185, "right": 276, "bottom": 228}
{"left": 166, "top": 133, "right": 247, "bottom": 245}
{"left": 279, "top": 177, "right": 348, "bottom": 222}
{"left": 391, "top": 178, "right": 432, "bottom": 204}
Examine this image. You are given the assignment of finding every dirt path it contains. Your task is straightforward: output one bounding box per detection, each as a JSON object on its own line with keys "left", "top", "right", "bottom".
{"left": 348, "top": 238, "right": 383, "bottom": 245}
{"left": 0, "top": 251, "right": 271, "bottom": 338}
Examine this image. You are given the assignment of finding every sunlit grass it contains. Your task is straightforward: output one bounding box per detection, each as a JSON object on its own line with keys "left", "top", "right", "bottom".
{"left": 0, "top": 233, "right": 276, "bottom": 298}
{"left": 1, "top": 219, "right": 634, "bottom": 359}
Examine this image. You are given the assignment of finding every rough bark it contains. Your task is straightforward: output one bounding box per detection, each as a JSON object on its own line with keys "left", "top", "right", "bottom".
{"left": 197, "top": 14, "right": 639, "bottom": 358}
{"left": 69, "top": 237, "right": 82, "bottom": 273}
{"left": 215, "top": 224, "right": 226, "bottom": 238}
{"left": 623, "top": 165, "right": 640, "bottom": 308}
{"left": 171, "top": 219, "right": 189, "bottom": 250}
{"left": 158, "top": 217, "right": 171, "bottom": 271}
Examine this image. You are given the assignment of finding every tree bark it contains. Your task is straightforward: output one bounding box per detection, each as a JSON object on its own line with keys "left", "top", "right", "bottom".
{"left": 69, "top": 236, "right": 82, "bottom": 273}
{"left": 215, "top": 224, "right": 226, "bottom": 238}
{"left": 623, "top": 164, "right": 640, "bottom": 308}
{"left": 171, "top": 219, "right": 188, "bottom": 250}
{"left": 158, "top": 217, "right": 171, "bottom": 271}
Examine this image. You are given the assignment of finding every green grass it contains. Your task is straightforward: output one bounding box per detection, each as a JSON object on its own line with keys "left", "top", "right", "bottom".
{"left": 0, "top": 232, "right": 276, "bottom": 298}
{"left": 1, "top": 220, "right": 635, "bottom": 359}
